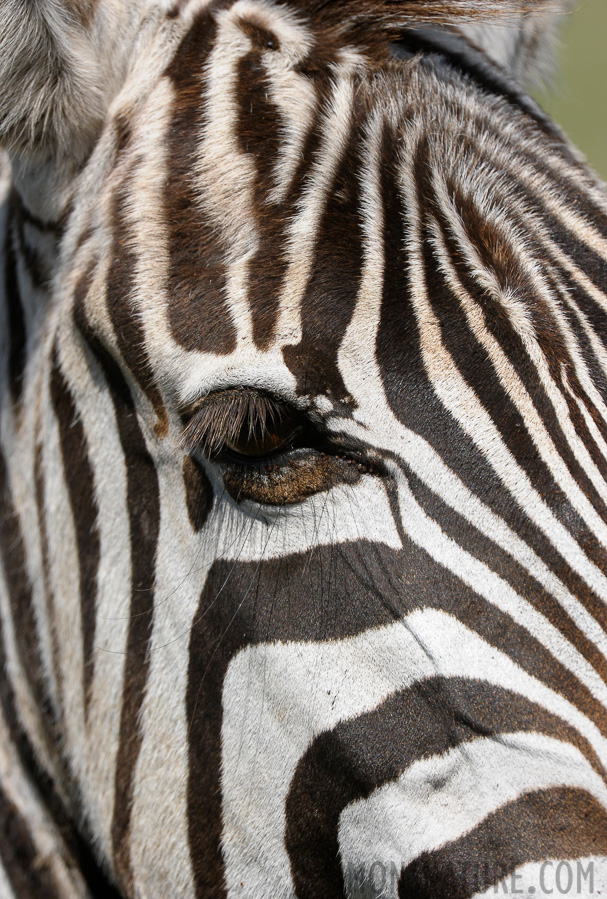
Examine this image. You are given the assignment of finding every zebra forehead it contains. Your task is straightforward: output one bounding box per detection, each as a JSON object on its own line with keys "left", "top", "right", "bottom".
{"left": 87, "top": 18, "right": 556, "bottom": 366}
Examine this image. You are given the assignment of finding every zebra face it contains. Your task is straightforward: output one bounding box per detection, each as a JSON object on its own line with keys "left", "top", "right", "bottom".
{"left": 2, "top": 0, "right": 607, "bottom": 897}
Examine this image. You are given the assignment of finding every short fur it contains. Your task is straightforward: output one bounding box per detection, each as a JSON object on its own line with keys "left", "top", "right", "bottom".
{"left": 4, "top": 2, "right": 604, "bottom": 898}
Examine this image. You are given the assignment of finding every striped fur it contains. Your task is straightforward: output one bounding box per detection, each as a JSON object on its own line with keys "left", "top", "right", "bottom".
{"left": 2, "top": 0, "right": 607, "bottom": 896}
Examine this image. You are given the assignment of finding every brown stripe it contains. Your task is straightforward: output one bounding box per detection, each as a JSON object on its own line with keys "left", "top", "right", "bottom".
{"left": 165, "top": 5, "right": 237, "bottom": 355}
{"left": 398, "top": 787, "right": 607, "bottom": 898}
{"left": 49, "top": 343, "right": 100, "bottom": 719}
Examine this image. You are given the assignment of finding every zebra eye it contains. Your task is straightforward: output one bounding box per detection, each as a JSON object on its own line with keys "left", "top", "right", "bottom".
{"left": 222, "top": 412, "right": 301, "bottom": 463}
{"left": 180, "top": 389, "right": 302, "bottom": 460}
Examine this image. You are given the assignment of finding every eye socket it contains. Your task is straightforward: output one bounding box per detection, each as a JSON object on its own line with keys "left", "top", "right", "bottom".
{"left": 180, "top": 388, "right": 375, "bottom": 505}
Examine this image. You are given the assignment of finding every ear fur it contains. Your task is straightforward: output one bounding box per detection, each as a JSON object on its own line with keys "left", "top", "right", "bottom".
{"left": 0, "top": 0, "right": 126, "bottom": 162}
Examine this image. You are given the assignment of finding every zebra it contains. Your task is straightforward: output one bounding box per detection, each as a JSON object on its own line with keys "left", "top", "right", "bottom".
{"left": 2, "top": 0, "right": 607, "bottom": 895}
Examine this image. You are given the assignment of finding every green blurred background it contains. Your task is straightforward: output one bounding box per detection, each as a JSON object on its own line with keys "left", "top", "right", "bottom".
{"left": 537, "top": 0, "right": 607, "bottom": 181}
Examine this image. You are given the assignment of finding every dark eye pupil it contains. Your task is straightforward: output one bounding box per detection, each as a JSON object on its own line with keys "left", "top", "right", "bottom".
{"left": 225, "top": 414, "right": 298, "bottom": 460}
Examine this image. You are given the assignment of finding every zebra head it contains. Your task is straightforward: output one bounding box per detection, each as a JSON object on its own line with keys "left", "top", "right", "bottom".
{"left": 1, "top": 1, "right": 607, "bottom": 897}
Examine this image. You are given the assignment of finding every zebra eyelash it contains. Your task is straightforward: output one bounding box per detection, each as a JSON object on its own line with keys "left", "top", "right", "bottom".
{"left": 179, "top": 389, "right": 294, "bottom": 458}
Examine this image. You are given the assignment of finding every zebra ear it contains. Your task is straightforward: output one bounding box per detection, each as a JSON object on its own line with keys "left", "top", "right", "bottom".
{"left": 0, "top": 0, "right": 123, "bottom": 162}
{"left": 458, "top": 1, "right": 572, "bottom": 88}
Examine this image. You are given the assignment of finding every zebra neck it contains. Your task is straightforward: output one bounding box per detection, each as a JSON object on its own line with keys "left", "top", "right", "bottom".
{"left": 8, "top": 151, "right": 75, "bottom": 236}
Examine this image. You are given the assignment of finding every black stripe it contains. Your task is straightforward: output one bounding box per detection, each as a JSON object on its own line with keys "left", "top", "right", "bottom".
{"left": 49, "top": 343, "right": 100, "bottom": 719}
{"left": 398, "top": 787, "right": 607, "bottom": 898}
{"left": 14, "top": 216, "right": 49, "bottom": 291}
{"left": 182, "top": 456, "right": 214, "bottom": 532}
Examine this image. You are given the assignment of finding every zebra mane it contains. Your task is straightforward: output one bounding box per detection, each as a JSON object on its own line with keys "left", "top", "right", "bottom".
{"left": 295, "top": 0, "right": 560, "bottom": 27}
{"left": 293, "top": 0, "right": 569, "bottom": 86}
